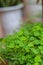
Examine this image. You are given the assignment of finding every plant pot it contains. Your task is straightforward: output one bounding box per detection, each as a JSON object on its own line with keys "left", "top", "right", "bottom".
{"left": 23, "top": 0, "right": 42, "bottom": 22}
{"left": 0, "top": 4, "right": 24, "bottom": 36}
{"left": 0, "top": 24, "right": 4, "bottom": 38}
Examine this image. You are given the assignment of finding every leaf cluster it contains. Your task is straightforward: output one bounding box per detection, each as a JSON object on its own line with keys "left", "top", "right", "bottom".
{"left": 0, "top": 23, "right": 43, "bottom": 65}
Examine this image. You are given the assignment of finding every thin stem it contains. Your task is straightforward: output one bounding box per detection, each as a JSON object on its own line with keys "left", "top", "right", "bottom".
{"left": 0, "top": 56, "right": 7, "bottom": 65}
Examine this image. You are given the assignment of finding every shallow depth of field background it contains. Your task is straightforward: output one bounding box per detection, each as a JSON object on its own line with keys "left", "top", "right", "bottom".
{"left": 0, "top": 0, "right": 42, "bottom": 38}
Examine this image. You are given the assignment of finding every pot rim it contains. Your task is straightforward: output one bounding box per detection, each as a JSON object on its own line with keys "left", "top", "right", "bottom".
{"left": 0, "top": 4, "right": 24, "bottom": 12}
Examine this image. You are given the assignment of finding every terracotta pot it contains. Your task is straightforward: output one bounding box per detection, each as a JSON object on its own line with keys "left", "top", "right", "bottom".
{"left": 0, "top": 24, "right": 4, "bottom": 38}
{"left": 0, "top": 13, "right": 4, "bottom": 38}
{"left": 23, "top": 0, "right": 42, "bottom": 22}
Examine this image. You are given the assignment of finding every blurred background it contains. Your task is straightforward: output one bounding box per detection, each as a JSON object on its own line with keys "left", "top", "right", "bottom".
{"left": 23, "top": 0, "right": 42, "bottom": 22}
{"left": 0, "top": 0, "right": 42, "bottom": 38}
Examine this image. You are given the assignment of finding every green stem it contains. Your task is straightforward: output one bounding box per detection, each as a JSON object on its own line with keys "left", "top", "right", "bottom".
{"left": 0, "top": 56, "right": 7, "bottom": 65}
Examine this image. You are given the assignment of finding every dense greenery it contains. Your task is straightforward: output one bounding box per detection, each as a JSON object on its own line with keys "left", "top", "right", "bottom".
{"left": 0, "top": 23, "right": 43, "bottom": 65}
{"left": 0, "top": 0, "right": 22, "bottom": 7}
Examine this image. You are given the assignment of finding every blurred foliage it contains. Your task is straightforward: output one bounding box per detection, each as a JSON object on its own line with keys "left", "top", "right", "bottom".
{"left": 0, "top": 22, "right": 43, "bottom": 65}
{"left": 0, "top": 0, "right": 22, "bottom": 7}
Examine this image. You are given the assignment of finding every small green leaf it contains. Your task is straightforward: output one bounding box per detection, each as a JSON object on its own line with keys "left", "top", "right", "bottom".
{"left": 34, "top": 55, "right": 42, "bottom": 62}
{"left": 34, "top": 63, "right": 39, "bottom": 65}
